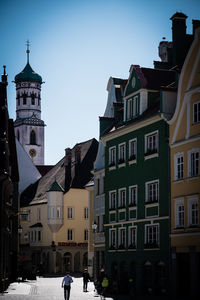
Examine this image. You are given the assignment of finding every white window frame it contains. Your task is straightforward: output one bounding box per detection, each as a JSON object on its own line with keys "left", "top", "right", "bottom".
{"left": 145, "top": 130, "right": 158, "bottom": 156}
{"left": 67, "top": 229, "right": 74, "bottom": 241}
{"left": 118, "top": 227, "right": 126, "bottom": 248}
{"left": 188, "top": 148, "right": 199, "bottom": 178}
{"left": 129, "top": 185, "right": 137, "bottom": 206}
{"left": 145, "top": 223, "right": 159, "bottom": 246}
{"left": 68, "top": 207, "right": 74, "bottom": 219}
{"left": 109, "top": 146, "right": 116, "bottom": 167}
{"left": 129, "top": 138, "right": 137, "bottom": 161}
{"left": 118, "top": 143, "right": 126, "bottom": 163}
{"left": 193, "top": 101, "right": 200, "bottom": 123}
{"left": 109, "top": 190, "right": 116, "bottom": 210}
{"left": 188, "top": 196, "right": 199, "bottom": 226}
{"left": 118, "top": 188, "right": 126, "bottom": 208}
{"left": 175, "top": 198, "right": 184, "bottom": 228}
{"left": 127, "top": 98, "right": 133, "bottom": 120}
{"left": 145, "top": 180, "right": 159, "bottom": 203}
{"left": 133, "top": 96, "right": 139, "bottom": 117}
{"left": 109, "top": 228, "right": 116, "bottom": 248}
{"left": 174, "top": 152, "right": 184, "bottom": 180}
{"left": 128, "top": 226, "right": 137, "bottom": 248}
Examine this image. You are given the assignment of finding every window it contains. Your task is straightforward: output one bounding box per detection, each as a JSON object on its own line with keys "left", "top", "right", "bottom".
{"left": 118, "top": 143, "right": 126, "bottom": 164}
{"left": 127, "top": 99, "right": 133, "bottom": 120}
{"left": 127, "top": 97, "right": 139, "bottom": 120}
{"left": 84, "top": 207, "right": 88, "bottom": 219}
{"left": 119, "top": 228, "right": 126, "bottom": 248}
{"left": 146, "top": 180, "right": 159, "bottom": 203}
{"left": 31, "top": 95, "right": 35, "bottom": 105}
{"left": 52, "top": 207, "right": 55, "bottom": 218}
{"left": 193, "top": 101, "right": 200, "bottom": 123}
{"left": 175, "top": 199, "right": 184, "bottom": 228}
{"left": 129, "top": 139, "right": 136, "bottom": 161}
{"left": 96, "top": 215, "right": 100, "bottom": 232}
{"left": 23, "top": 95, "right": 26, "bottom": 105}
{"left": 145, "top": 131, "right": 158, "bottom": 156}
{"left": 109, "top": 229, "right": 116, "bottom": 249}
{"left": 30, "top": 130, "right": 36, "bottom": 145}
{"left": 188, "top": 196, "right": 198, "bottom": 226}
{"left": 109, "top": 146, "right": 116, "bottom": 167}
{"left": 68, "top": 229, "right": 73, "bottom": 241}
{"left": 38, "top": 231, "right": 41, "bottom": 241}
{"left": 174, "top": 153, "right": 184, "bottom": 180}
{"left": 129, "top": 185, "right": 137, "bottom": 206}
{"left": 129, "top": 226, "right": 136, "bottom": 248}
{"left": 18, "top": 98, "right": 20, "bottom": 106}
{"left": 118, "top": 188, "right": 126, "bottom": 208}
{"left": 57, "top": 207, "right": 61, "bottom": 218}
{"left": 68, "top": 207, "right": 74, "bottom": 219}
{"left": 96, "top": 178, "right": 100, "bottom": 195}
{"left": 84, "top": 229, "right": 88, "bottom": 241}
{"left": 145, "top": 225, "right": 159, "bottom": 247}
{"left": 21, "top": 213, "right": 28, "bottom": 222}
{"left": 109, "top": 190, "right": 116, "bottom": 210}
{"left": 188, "top": 150, "right": 199, "bottom": 177}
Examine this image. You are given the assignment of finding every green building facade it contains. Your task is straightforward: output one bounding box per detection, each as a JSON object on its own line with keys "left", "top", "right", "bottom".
{"left": 101, "top": 65, "right": 176, "bottom": 296}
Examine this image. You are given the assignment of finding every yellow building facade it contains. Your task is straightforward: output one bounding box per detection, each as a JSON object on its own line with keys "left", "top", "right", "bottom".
{"left": 169, "top": 28, "right": 200, "bottom": 297}
{"left": 20, "top": 185, "right": 89, "bottom": 275}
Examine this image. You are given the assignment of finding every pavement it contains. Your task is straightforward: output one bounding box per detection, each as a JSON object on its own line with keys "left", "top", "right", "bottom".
{"left": 0, "top": 276, "right": 196, "bottom": 300}
{"left": 0, "top": 276, "right": 117, "bottom": 300}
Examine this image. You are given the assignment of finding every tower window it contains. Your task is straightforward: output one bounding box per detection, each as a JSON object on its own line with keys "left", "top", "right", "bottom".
{"left": 30, "top": 130, "right": 36, "bottom": 145}
{"left": 31, "top": 95, "right": 35, "bottom": 105}
{"left": 23, "top": 96, "right": 27, "bottom": 105}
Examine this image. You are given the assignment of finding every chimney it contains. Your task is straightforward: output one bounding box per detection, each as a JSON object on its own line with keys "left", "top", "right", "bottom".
{"left": 65, "top": 148, "right": 72, "bottom": 192}
{"left": 193, "top": 19, "right": 200, "bottom": 35}
{"left": 170, "top": 12, "right": 187, "bottom": 66}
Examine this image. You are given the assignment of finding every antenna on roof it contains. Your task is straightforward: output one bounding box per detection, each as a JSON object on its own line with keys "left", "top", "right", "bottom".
{"left": 26, "top": 39, "right": 30, "bottom": 63}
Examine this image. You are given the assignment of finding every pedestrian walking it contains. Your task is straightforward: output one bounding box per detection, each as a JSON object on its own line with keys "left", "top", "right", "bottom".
{"left": 82, "top": 268, "right": 90, "bottom": 292}
{"left": 61, "top": 273, "right": 73, "bottom": 300}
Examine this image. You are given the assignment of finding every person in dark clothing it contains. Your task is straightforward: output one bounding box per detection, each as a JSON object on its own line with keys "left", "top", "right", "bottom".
{"left": 82, "top": 268, "right": 90, "bottom": 292}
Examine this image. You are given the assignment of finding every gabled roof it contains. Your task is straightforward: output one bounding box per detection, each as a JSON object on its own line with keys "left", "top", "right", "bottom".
{"left": 20, "top": 138, "right": 98, "bottom": 207}
{"left": 15, "top": 63, "right": 42, "bottom": 83}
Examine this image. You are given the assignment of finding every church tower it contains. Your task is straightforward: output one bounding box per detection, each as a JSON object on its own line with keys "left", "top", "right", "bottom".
{"left": 14, "top": 42, "right": 45, "bottom": 165}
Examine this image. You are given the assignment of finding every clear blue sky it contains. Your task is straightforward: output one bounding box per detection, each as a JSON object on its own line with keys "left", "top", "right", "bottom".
{"left": 1, "top": 0, "right": 199, "bottom": 165}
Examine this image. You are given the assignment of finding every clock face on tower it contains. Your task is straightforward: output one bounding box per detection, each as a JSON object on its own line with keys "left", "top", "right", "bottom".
{"left": 29, "top": 148, "right": 36, "bottom": 158}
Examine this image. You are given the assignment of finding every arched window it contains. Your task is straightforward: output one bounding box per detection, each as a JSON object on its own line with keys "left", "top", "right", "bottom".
{"left": 30, "top": 130, "right": 36, "bottom": 145}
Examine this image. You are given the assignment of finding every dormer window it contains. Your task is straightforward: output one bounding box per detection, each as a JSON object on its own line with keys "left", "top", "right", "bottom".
{"left": 126, "top": 96, "right": 139, "bottom": 121}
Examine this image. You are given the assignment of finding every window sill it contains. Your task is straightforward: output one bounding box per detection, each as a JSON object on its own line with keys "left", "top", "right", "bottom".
{"left": 109, "top": 165, "right": 116, "bottom": 171}
{"left": 118, "top": 162, "right": 126, "bottom": 168}
{"left": 145, "top": 201, "right": 158, "bottom": 205}
{"left": 128, "top": 159, "right": 136, "bottom": 165}
{"left": 144, "top": 153, "right": 158, "bottom": 160}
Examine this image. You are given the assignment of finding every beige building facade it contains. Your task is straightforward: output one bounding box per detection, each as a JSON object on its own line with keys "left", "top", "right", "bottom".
{"left": 169, "top": 28, "right": 200, "bottom": 297}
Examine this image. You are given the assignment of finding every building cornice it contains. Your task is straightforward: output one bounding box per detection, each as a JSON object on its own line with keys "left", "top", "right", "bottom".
{"left": 101, "top": 114, "right": 162, "bottom": 144}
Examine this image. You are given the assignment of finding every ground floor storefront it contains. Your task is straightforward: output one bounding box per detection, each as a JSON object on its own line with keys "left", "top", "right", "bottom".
{"left": 106, "top": 249, "right": 169, "bottom": 297}
{"left": 19, "top": 243, "right": 88, "bottom": 276}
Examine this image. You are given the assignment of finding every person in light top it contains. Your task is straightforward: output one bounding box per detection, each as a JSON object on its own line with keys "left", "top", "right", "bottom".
{"left": 61, "top": 273, "right": 73, "bottom": 300}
